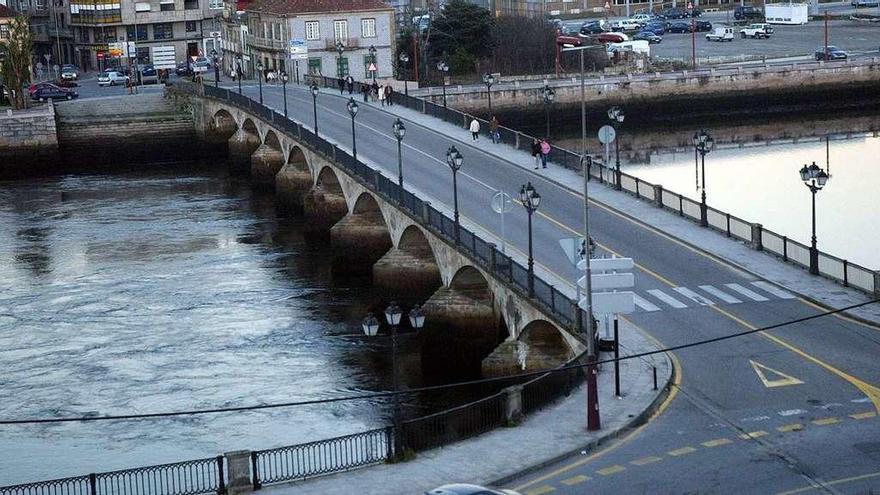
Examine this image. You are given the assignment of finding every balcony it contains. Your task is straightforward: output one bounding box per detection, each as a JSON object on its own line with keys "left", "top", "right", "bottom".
{"left": 323, "top": 38, "right": 361, "bottom": 51}
{"left": 246, "top": 33, "right": 285, "bottom": 52}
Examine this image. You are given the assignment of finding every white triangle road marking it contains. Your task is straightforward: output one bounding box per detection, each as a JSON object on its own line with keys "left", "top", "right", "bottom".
{"left": 699, "top": 285, "right": 742, "bottom": 304}
{"left": 673, "top": 287, "right": 715, "bottom": 306}
{"left": 647, "top": 289, "right": 688, "bottom": 309}
{"left": 725, "top": 283, "right": 769, "bottom": 302}
{"left": 749, "top": 359, "right": 804, "bottom": 388}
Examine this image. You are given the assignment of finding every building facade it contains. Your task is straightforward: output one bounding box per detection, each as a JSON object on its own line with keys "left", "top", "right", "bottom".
{"left": 3, "top": 0, "right": 75, "bottom": 69}
{"left": 243, "top": 0, "right": 395, "bottom": 82}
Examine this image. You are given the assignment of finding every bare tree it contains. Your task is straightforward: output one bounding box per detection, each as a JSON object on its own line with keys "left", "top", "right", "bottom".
{"left": 1, "top": 16, "right": 34, "bottom": 109}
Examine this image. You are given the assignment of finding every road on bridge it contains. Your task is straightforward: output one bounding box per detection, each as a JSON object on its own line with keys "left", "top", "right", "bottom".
{"left": 226, "top": 82, "right": 880, "bottom": 494}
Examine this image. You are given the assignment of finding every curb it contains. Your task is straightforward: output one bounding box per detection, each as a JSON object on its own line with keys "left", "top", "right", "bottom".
{"left": 488, "top": 346, "right": 676, "bottom": 488}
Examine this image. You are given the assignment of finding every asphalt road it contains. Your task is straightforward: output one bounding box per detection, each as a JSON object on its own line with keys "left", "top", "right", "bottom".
{"left": 217, "top": 83, "right": 880, "bottom": 493}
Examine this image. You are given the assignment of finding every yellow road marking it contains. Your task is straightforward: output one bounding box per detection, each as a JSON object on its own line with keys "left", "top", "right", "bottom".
{"left": 560, "top": 475, "right": 591, "bottom": 485}
{"left": 525, "top": 486, "right": 555, "bottom": 495}
{"left": 596, "top": 465, "right": 626, "bottom": 476}
{"left": 849, "top": 411, "right": 876, "bottom": 420}
{"left": 777, "top": 423, "right": 804, "bottom": 432}
{"left": 667, "top": 446, "right": 697, "bottom": 456}
{"left": 630, "top": 456, "right": 663, "bottom": 466}
{"left": 776, "top": 469, "right": 880, "bottom": 494}
{"left": 702, "top": 438, "right": 733, "bottom": 448}
{"left": 749, "top": 359, "right": 804, "bottom": 388}
{"left": 811, "top": 417, "right": 839, "bottom": 426}
{"left": 739, "top": 430, "right": 768, "bottom": 440}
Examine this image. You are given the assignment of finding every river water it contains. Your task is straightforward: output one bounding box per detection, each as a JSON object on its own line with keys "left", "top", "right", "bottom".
{"left": 0, "top": 164, "right": 479, "bottom": 485}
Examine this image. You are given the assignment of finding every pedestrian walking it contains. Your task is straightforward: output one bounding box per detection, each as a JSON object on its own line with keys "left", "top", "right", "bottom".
{"left": 469, "top": 118, "right": 480, "bottom": 141}
{"left": 371, "top": 81, "right": 380, "bottom": 102}
{"left": 489, "top": 115, "right": 499, "bottom": 144}
{"left": 346, "top": 75, "right": 354, "bottom": 94}
{"left": 531, "top": 139, "right": 541, "bottom": 169}
{"left": 361, "top": 83, "right": 370, "bottom": 102}
{"left": 384, "top": 85, "right": 394, "bottom": 106}
{"left": 378, "top": 84, "right": 386, "bottom": 106}
{"left": 338, "top": 76, "right": 345, "bottom": 94}
{"left": 540, "top": 138, "right": 551, "bottom": 169}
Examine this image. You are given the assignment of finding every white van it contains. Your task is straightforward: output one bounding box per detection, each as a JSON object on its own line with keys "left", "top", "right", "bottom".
{"left": 607, "top": 40, "right": 650, "bottom": 59}
{"left": 706, "top": 27, "right": 735, "bottom": 42}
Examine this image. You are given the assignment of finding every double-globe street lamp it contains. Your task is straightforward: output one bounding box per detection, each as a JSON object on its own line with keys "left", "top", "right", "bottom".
{"left": 482, "top": 72, "right": 496, "bottom": 115}
{"left": 520, "top": 182, "right": 542, "bottom": 298}
{"left": 336, "top": 42, "right": 345, "bottom": 78}
{"left": 235, "top": 54, "right": 243, "bottom": 95}
{"left": 210, "top": 49, "right": 219, "bottom": 87}
{"left": 798, "top": 162, "right": 830, "bottom": 275}
{"left": 362, "top": 302, "right": 426, "bottom": 460}
{"left": 446, "top": 145, "right": 464, "bottom": 245}
{"left": 437, "top": 61, "right": 449, "bottom": 108}
{"left": 256, "top": 61, "right": 264, "bottom": 104}
{"left": 693, "top": 130, "right": 715, "bottom": 227}
{"left": 280, "top": 70, "right": 289, "bottom": 117}
{"left": 392, "top": 118, "right": 406, "bottom": 198}
{"left": 541, "top": 84, "right": 555, "bottom": 139}
{"left": 347, "top": 98, "right": 359, "bottom": 161}
{"left": 608, "top": 106, "right": 624, "bottom": 190}
{"left": 399, "top": 52, "right": 410, "bottom": 96}
{"left": 310, "top": 83, "right": 320, "bottom": 137}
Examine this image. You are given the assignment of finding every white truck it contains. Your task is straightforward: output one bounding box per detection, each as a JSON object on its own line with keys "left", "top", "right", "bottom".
{"left": 740, "top": 23, "right": 774, "bottom": 38}
{"left": 706, "top": 27, "right": 735, "bottom": 42}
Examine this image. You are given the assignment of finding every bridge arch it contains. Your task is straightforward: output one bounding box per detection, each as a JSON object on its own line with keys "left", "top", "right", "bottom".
{"left": 263, "top": 129, "right": 282, "bottom": 150}
{"left": 208, "top": 109, "right": 237, "bottom": 143}
{"left": 517, "top": 319, "right": 573, "bottom": 370}
{"left": 241, "top": 118, "right": 258, "bottom": 136}
{"left": 449, "top": 265, "right": 492, "bottom": 299}
{"left": 315, "top": 166, "right": 344, "bottom": 196}
{"left": 303, "top": 166, "right": 349, "bottom": 233}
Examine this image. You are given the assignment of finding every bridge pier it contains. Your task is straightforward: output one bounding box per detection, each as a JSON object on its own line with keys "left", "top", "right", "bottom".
{"left": 275, "top": 165, "right": 313, "bottom": 213}
{"left": 205, "top": 113, "right": 236, "bottom": 145}
{"left": 302, "top": 188, "right": 348, "bottom": 234}
{"left": 250, "top": 144, "right": 284, "bottom": 187}
{"left": 373, "top": 248, "right": 442, "bottom": 296}
{"left": 329, "top": 212, "right": 393, "bottom": 276}
{"left": 228, "top": 128, "right": 260, "bottom": 174}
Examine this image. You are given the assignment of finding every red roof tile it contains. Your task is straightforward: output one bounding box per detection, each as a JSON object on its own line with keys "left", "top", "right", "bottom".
{"left": 248, "top": 0, "right": 391, "bottom": 15}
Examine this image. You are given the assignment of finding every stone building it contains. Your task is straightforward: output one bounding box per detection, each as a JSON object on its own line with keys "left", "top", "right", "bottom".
{"left": 2, "top": 0, "right": 75, "bottom": 67}
{"left": 243, "top": 0, "right": 395, "bottom": 81}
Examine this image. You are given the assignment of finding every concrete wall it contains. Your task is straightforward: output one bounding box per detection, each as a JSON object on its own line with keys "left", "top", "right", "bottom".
{"left": 0, "top": 105, "right": 60, "bottom": 178}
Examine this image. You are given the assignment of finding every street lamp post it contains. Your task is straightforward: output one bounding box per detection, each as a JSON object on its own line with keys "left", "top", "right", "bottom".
{"left": 693, "top": 130, "right": 715, "bottom": 227}
{"left": 392, "top": 118, "right": 406, "bottom": 197}
{"left": 437, "top": 61, "right": 449, "bottom": 108}
{"left": 798, "top": 161, "right": 829, "bottom": 275}
{"left": 256, "top": 61, "right": 264, "bottom": 104}
{"left": 482, "top": 72, "right": 496, "bottom": 115}
{"left": 235, "top": 55, "right": 242, "bottom": 94}
{"left": 347, "top": 98, "right": 359, "bottom": 161}
{"left": 369, "top": 45, "right": 377, "bottom": 82}
{"left": 608, "top": 106, "right": 625, "bottom": 190}
{"left": 541, "top": 84, "right": 556, "bottom": 138}
{"left": 310, "top": 84, "right": 320, "bottom": 137}
{"left": 399, "top": 52, "right": 410, "bottom": 96}
{"left": 280, "top": 70, "right": 289, "bottom": 117}
{"left": 520, "top": 182, "right": 542, "bottom": 298}
{"left": 336, "top": 42, "right": 345, "bottom": 78}
{"left": 210, "top": 49, "right": 219, "bottom": 87}
{"left": 445, "top": 145, "right": 464, "bottom": 245}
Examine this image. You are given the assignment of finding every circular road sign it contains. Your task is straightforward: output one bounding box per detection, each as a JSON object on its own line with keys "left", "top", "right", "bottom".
{"left": 491, "top": 191, "right": 514, "bottom": 214}
{"left": 598, "top": 124, "right": 616, "bottom": 144}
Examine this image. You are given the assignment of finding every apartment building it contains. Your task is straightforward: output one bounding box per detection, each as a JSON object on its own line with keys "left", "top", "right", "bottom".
{"left": 3, "top": 0, "right": 75, "bottom": 67}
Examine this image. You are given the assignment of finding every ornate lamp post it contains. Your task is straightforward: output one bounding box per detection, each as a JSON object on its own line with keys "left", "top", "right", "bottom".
{"left": 399, "top": 52, "right": 410, "bottom": 96}
{"left": 437, "top": 61, "right": 449, "bottom": 108}
{"left": 369, "top": 44, "right": 377, "bottom": 82}
{"left": 798, "top": 162, "right": 829, "bottom": 275}
{"left": 336, "top": 42, "right": 345, "bottom": 78}
{"left": 347, "top": 98, "right": 359, "bottom": 161}
{"left": 445, "top": 145, "right": 464, "bottom": 244}
{"left": 392, "top": 118, "right": 406, "bottom": 196}
{"left": 280, "top": 70, "right": 289, "bottom": 117}
{"left": 482, "top": 72, "right": 496, "bottom": 115}
{"left": 541, "top": 84, "right": 555, "bottom": 138}
{"left": 235, "top": 55, "right": 242, "bottom": 94}
{"left": 608, "top": 106, "right": 625, "bottom": 190}
{"left": 210, "top": 49, "right": 219, "bottom": 87}
{"left": 310, "top": 83, "right": 320, "bottom": 137}
{"left": 520, "top": 182, "right": 541, "bottom": 298}
{"left": 256, "top": 61, "right": 264, "bottom": 104}
{"left": 693, "top": 130, "right": 715, "bottom": 227}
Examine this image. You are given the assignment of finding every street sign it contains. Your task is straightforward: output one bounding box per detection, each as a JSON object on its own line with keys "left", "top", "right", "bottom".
{"left": 368, "top": 62, "right": 378, "bottom": 72}
{"left": 578, "top": 272, "right": 634, "bottom": 291}
{"left": 580, "top": 291, "right": 635, "bottom": 314}
{"left": 559, "top": 237, "right": 586, "bottom": 266}
{"left": 209, "top": 31, "right": 221, "bottom": 38}
{"left": 598, "top": 125, "right": 616, "bottom": 144}
{"left": 491, "top": 191, "right": 513, "bottom": 214}
{"left": 289, "top": 39, "right": 308, "bottom": 59}
{"left": 578, "top": 257, "right": 634, "bottom": 272}
{"left": 152, "top": 46, "right": 176, "bottom": 70}
{"left": 604, "top": 1, "right": 610, "bottom": 8}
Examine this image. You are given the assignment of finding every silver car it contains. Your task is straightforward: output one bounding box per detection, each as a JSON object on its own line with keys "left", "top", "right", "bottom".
{"left": 97, "top": 70, "right": 130, "bottom": 86}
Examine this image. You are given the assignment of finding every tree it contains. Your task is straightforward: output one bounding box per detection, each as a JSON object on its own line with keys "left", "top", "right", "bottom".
{"left": 427, "top": 0, "right": 493, "bottom": 66}
{"left": 1, "top": 16, "right": 33, "bottom": 109}
{"left": 491, "top": 16, "right": 556, "bottom": 76}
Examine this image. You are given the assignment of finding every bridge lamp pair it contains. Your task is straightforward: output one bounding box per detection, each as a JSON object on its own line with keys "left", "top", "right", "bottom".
{"left": 310, "top": 84, "right": 320, "bottom": 136}
{"left": 520, "top": 182, "right": 542, "bottom": 298}
{"left": 347, "top": 98, "right": 359, "bottom": 160}
{"left": 482, "top": 72, "right": 496, "bottom": 114}
{"left": 607, "top": 106, "right": 625, "bottom": 189}
{"left": 446, "top": 146, "right": 464, "bottom": 244}
{"left": 398, "top": 52, "right": 410, "bottom": 95}
{"left": 393, "top": 118, "right": 406, "bottom": 194}
{"left": 256, "top": 61, "right": 264, "bottom": 104}
{"left": 692, "top": 129, "right": 715, "bottom": 227}
{"left": 280, "top": 70, "right": 289, "bottom": 117}
{"left": 798, "top": 161, "right": 829, "bottom": 276}
{"left": 541, "top": 85, "right": 555, "bottom": 139}
{"left": 437, "top": 61, "right": 449, "bottom": 108}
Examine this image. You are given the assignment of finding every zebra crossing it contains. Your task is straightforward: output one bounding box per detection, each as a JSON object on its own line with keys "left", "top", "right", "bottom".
{"left": 632, "top": 281, "right": 796, "bottom": 312}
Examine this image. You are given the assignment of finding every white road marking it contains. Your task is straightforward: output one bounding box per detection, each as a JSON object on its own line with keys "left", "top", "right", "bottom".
{"left": 647, "top": 289, "right": 688, "bottom": 309}
{"left": 673, "top": 287, "right": 715, "bottom": 306}
{"left": 751, "top": 281, "right": 796, "bottom": 299}
{"left": 699, "top": 285, "right": 742, "bottom": 304}
{"left": 741, "top": 415, "right": 771, "bottom": 422}
{"left": 633, "top": 294, "right": 661, "bottom": 312}
{"left": 778, "top": 409, "right": 807, "bottom": 416}
{"left": 852, "top": 398, "right": 872, "bottom": 403}
{"left": 725, "top": 283, "right": 770, "bottom": 302}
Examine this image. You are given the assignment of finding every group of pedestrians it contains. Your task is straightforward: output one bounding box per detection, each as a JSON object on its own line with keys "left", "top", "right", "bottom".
{"left": 336, "top": 76, "right": 395, "bottom": 106}
{"left": 469, "top": 115, "right": 552, "bottom": 170}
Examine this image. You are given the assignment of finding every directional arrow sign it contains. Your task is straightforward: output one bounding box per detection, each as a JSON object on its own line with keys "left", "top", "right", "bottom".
{"left": 578, "top": 272, "right": 634, "bottom": 291}
{"left": 559, "top": 237, "right": 586, "bottom": 266}
{"left": 578, "top": 257, "right": 634, "bottom": 272}
{"left": 580, "top": 291, "right": 635, "bottom": 314}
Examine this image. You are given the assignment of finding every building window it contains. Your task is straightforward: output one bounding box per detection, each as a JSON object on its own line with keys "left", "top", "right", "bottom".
{"left": 126, "top": 24, "right": 147, "bottom": 40}
{"left": 209, "top": 0, "right": 222, "bottom": 8}
{"left": 0, "top": 24, "right": 8, "bottom": 40}
{"left": 336, "top": 56, "right": 348, "bottom": 77}
{"left": 308, "top": 57, "right": 321, "bottom": 74}
{"left": 184, "top": 0, "right": 198, "bottom": 9}
{"left": 135, "top": 2, "right": 150, "bottom": 11}
{"left": 305, "top": 21, "right": 319, "bottom": 40}
{"left": 159, "top": 1, "right": 175, "bottom": 11}
{"left": 153, "top": 22, "right": 173, "bottom": 40}
{"left": 363, "top": 54, "right": 374, "bottom": 78}
{"left": 185, "top": 21, "right": 198, "bottom": 32}
{"left": 361, "top": 18, "right": 375, "bottom": 38}
{"left": 333, "top": 20, "right": 347, "bottom": 44}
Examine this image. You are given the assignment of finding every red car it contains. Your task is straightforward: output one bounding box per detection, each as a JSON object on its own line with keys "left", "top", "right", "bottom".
{"left": 27, "top": 81, "right": 61, "bottom": 96}
{"left": 556, "top": 35, "right": 582, "bottom": 47}
{"left": 595, "top": 32, "right": 628, "bottom": 43}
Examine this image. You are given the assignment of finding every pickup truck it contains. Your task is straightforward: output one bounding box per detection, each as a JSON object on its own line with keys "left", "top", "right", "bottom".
{"left": 706, "top": 27, "right": 734, "bottom": 42}
{"left": 740, "top": 23, "right": 773, "bottom": 39}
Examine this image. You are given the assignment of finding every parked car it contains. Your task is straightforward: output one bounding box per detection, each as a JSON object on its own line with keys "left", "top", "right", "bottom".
{"left": 97, "top": 70, "right": 130, "bottom": 86}
{"left": 425, "top": 484, "right": 521, "bottom": 495}
{"left": 27, "top": 81, "right": 60, "bottom": 96}
{"left": 667, "top": 21, "right": 693, "bottom": 33}
{"left": 55, "top": 78, "right": 79, "bottom": 88}
{"left": 176, "top": 61, "right": 193, "bottom": 76}
{"left": 610, "top": 19, "right": 643, "bottom": 31}
{"left": 740, "top": 23, "right": 773, "bottom": 38}
{"left": 659, "top": 7, "right": 688, "bottom": 18}
{"left": 192, "top": 57, "right": 211, "bottom": 72}
{"left": 706, "top": 26, "right": 735, "bottom": 41}
{"left": 634, "top": 30, "right": 662, "bottom": 43}
{"left": 851, "top": 0, "right": 880, "bottom": 6}
{"left": 60, "top": 64, "right": 79, "bottom": 81}
{"left": 815, "top": 45, "right": 848, "bottom": 60}
{"left": 689, "top": 7, "right": 703, "bottom": 16}
{"left": 735, "top": 5, "right": 764, "bottom": 20}
{"left": 31, "top": 85, "right": 78, "bottom": 101}
{"left": 136, "top": 64, "right": 159, "bottom": 85}
{"left": 556, "top": 34, "right": 583, "bottom": 47}
{"left": 596, "top": 31, "right": 629, "bottom": 43}
{"left": 631, "top": 13, "right": 653, "bottom": 25}
{"left": 580, "top": 20, "right": 606, "bottom": 35}
{"left": 694, "top": 20, "right": 712, "bottom": 31}
{"left": 643, "top": 21, "right": 666, "bottom": 35}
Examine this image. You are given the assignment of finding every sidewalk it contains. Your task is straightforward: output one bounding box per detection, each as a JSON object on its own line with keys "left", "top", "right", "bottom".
{"left": 263, "top": 320, "right": 673, "bottom": 495}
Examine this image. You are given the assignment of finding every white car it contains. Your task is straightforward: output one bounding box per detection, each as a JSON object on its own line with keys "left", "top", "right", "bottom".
{"left": 631, "top": 13, "right": 653, "bottom": 25}
{"left": 610, "top": 19, "right": 643, "bottom": 31}
{"left": 706, "top": 27, "right": 735, "bottom": 42}
{"left": 740, "top": 23, "right": 773, "bottom": 39}
{"left": 97, "top": 70, "right": 130, "bottom": 86}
